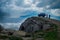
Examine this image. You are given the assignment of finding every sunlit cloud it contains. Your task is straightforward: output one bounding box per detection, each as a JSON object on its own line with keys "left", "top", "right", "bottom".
{"left": 24, "top": 0, "right": 32, "bottom": 5}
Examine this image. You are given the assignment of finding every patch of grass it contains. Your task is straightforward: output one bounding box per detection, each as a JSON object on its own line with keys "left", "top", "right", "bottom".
{"left": 9, "top": 36, "right": 23, "bottom": 40}
{"left": 31, "top": 30, "right": 44, "bottom": 40}
{"left": 44, "top": 31, "right": 57, "bottom": 40}
{"left": 0, "top": 35, "right": 23, "bottom": 40}
{"left": 32, "top": 24, "right": 58, "bottom": 40}
{"left": 0, "top": 35, "right": 8, "bottom": 39}
{"left": 35, "top": 30, "right": 43, "bottom": 33}
{"left": 50, "top": 24, "right": 57, "bottom": 28}
{"left": 44, "top": 24, "right": 58, "bottom": 40}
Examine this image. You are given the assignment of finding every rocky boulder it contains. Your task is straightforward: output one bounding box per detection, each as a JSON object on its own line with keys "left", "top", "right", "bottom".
{"left": 19, "top": 17, "right": 53, "bottom": 33}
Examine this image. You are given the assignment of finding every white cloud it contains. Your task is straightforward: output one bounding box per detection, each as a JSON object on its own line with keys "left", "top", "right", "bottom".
{"left": 2, "top": 0, "right": 60, "bottom": 18}
{"left": 0, "top": 23, "right": 21, "bottom": 30}
{"left": 4, "top": 0, "right": 43, "bottom": 11}
{"left": 45, "top": 5, "right": 51, "bottom": 9}
{"left": 24, "top": 0, "right": 33, "bottom": 5}
{"left": 50, "top": 9, "right": 60, "bottom": 16}
{"left": 0, "top": 18, "right": 26, "bottom": 30}
{"left": 1, "top": 0, "right": 46, "bottom": 18}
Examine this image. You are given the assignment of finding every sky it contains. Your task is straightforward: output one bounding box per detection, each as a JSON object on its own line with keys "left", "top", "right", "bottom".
{"left": 0, "top": 0, "right": 60, "bottom": 30}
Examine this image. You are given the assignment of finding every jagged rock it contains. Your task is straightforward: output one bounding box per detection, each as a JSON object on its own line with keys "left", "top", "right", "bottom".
{"left": 19, "top": 17, "right": 52, "bottom": 33}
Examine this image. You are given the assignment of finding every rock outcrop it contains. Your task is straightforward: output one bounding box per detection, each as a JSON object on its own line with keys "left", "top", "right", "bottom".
{"left": 19, "top": 17, "right": 53, "bottom": 33}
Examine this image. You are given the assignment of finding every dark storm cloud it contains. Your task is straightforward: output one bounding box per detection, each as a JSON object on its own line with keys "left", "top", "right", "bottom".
{"left": 0, "top": 9, "right": 10, "bottom": 22}
{"left": 36, "top": 0, "right": 60, "bottom": 9}
{"left": 37, "top": 0, "right": 55, "bottom": 7}
{"left": 0, "top": 0, "right": 11, "bottom": 7}
{"left": 49, "top": 0, "right": 60, "bottom": 9}
{"left": 15, "top": 0, "right": 23, "bottom": 6}
{"left": 0, "top": 0, "right": 11, "bottom": 22}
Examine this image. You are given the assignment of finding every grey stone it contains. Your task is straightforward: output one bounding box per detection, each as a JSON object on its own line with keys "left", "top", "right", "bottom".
{"left": 19, "top": 17, "right": 52, "bottom": 33}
